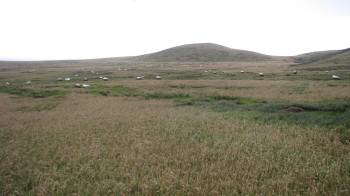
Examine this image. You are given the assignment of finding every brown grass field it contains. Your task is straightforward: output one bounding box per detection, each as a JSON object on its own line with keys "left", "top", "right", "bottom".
{"left": 1, "top": 61, "right": 350, "bottom": 195}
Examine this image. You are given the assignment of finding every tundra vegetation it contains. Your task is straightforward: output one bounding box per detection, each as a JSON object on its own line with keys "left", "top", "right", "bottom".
{"left": 1, "top": 44, "right": 350, "bottom": 195}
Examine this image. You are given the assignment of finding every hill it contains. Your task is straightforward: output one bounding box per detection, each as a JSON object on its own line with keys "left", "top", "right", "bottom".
{"left": 293, "top": 48, "right": 350, "bottom": 70}
{"left": 293, "top": 50, "right": 341, "bottom": 64}
{"left": 129, "top": 43, "right": 273, "bottom": 62}
{"left": 1, "top": 43, "right": 349, "bottom": 68}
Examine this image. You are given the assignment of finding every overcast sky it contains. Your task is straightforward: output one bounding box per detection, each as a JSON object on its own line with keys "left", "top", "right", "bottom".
{"left": 1, "top": 0, "right": 350, "bottom": 60}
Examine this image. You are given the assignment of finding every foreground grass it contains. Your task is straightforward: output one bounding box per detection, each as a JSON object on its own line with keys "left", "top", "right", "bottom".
{"left": 85, "top": 84, "right": 350, "bottom": 131}
{"left": 1, "top": 64, "right": 350, "bottom": 195}
{"left": 0, "top": 94, "right": 349, "bottom": 195}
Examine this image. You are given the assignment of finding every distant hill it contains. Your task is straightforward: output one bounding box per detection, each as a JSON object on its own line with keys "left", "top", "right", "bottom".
{"left": 1, "top": 43, "right": 349, "bottom": 69}
{"left": 293, "top": 48, "right": 350, "bottom": 70}
{"left": 293, "top": 50, "right": 341, "bottom": 64}
{"left": 129, "top": 43, "right": 273, "bottom": 62}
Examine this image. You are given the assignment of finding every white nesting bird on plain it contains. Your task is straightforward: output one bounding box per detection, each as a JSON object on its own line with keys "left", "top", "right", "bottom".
{"left": 332, "top": 75, "right": 340, "bottom": 80}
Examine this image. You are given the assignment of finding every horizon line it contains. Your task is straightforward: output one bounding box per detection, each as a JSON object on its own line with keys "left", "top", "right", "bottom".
{"left": 0, "top": 43, "right": 348, "bottom": 62}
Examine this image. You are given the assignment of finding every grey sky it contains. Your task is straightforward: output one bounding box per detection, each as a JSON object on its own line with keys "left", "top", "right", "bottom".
{"left": 0, "top": 0, "right": 349, "bottom": 60}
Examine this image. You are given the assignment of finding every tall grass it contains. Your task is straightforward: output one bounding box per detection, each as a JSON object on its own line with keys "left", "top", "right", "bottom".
{"left": 1, "top": 95, "right": 349, "bottom": 195}
{"left": 1, "top": 62, "right": 350, "bottom": 195}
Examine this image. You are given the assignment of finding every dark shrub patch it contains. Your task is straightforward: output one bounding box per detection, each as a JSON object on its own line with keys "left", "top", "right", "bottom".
{"left": 144, "top": 92, "right": 191, "bottom": 100}
{"left": 283, "top": 106, "right": 305, "bottom": 113}
{"left": 88, "top": 85, "right": 140, "bottom": 97}
{"left": 0, "top": 86, "right": 66, "bottom": 98}
{"left": 209, "top": 95, "right": 265, "bottom": 105}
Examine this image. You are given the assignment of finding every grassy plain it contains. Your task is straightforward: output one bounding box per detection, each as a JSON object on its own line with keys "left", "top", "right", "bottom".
{"left": 0, "top": 61, "right": 350, "bottom": 195}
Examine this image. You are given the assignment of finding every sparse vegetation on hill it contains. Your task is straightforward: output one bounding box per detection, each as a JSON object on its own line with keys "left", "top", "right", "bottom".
{"left": 1, "top": 43, "right": 349, "bottom": 67}
{"left": 131, "top": 43, "right": 272, "bottom": 62}
{"left": 294, "top": 48, "right": 350, "bottom": 70}
{"left": 294, "top": 50, "right": 341, "bottom": 64}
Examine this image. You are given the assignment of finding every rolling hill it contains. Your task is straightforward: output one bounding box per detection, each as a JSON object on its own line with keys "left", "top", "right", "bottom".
{"left": 1, "top": 43, "right": 349, "bottom": 69}
{"left": 293, "top": 50, "right": 341, "bottom": 64}
{"left": 129, "top": 43, "right": 273, "bottom": 62}
{"left": 293, "top": 48, "right": 350, "bottom": 70}
{"left": 0, "top": 43, "right": 276, "bottom": 69}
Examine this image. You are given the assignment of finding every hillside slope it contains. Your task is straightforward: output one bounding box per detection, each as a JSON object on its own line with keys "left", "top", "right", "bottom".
{"left": 130, "top": 43, "right": 272, "bottom": 62}
{"left": 312, "top": 49, "right": 350, "bottom": 65}
{"left": 1, "top": 43, "right": 349, "bottom": 68}
{"left": 293, "top": 50, "right": 341, "bottom": 64}
{"left": 293, "top": 48, "right": 350, "bottom": 70}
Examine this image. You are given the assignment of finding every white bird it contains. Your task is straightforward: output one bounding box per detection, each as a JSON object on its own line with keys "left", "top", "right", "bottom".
{"left": 26, "top": 81, "right": 31, "bottom": 85}
{"left": 82, "top": 84, "right": 90, "bottom": 88}
{"left": 102, "top": 77, "right": 109, "bottom": 81}
{"left": 240, "top": 70, "right": 245, "bottom": 73}
{"left": 155, "top": 75, "right": 162, "bottom": 80}
{"left": 65, "top": 78, "right": 71, "bottom": 81}
{"left": 259, "top": 73, "right": 264, "bottom": 76}
{"left": 332, "top": 75, "right": 340, "bottom": 80}
{"left": 136, "top": 76, "right": 143, "bottom": 80}
{"left": 293, "top": 70, "right": 297, "bottom": 74}
{"left": 75, "top": 83, "right": 82, "bottom": 88}
{"left": 5, "top": 82, "right": 10, "bottom": 85}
